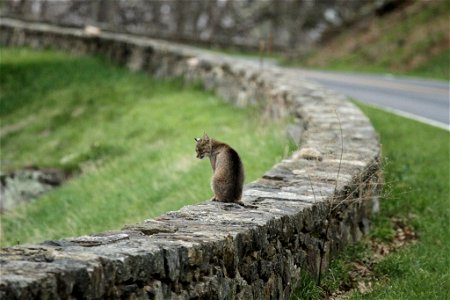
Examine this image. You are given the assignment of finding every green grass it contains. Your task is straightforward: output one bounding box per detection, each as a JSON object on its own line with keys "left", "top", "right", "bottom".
{"left": 292, "top": 103, "right": 450, "bottom": 299}
{"left": 0, "top": 47, "right": 293, "bottom": 246}
{"left": 293, "top": 50, "right": 449, "bottom": 82}
{"left": 195, "top": 1, "right": 449, "bottom": 82}
{"left": 407, "top": 51, "right": 449, "bottom": 81}
{"left": 288, "top": 1, "right": 449, "bottom": 81}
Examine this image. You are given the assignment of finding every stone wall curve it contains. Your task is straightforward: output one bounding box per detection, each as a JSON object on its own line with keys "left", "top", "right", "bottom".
{"left": 0, "top": 18, "right": 382, "bottom": 300}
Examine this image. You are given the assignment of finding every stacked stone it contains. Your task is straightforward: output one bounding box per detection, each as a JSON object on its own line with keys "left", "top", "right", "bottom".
{"left": 0, "top": 18, "right": 381, "bottom": 299}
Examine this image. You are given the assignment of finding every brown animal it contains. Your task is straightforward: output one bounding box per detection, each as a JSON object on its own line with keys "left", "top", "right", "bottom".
{"left": 195, "top": 133, "right": 245, "bottom": 203}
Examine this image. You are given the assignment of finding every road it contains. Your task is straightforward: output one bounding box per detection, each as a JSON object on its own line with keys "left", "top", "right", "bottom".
{"left": 296, "top": 69, "right": 449, "bottom": 130}
{"left": 233, "top": 55, "right": 449, "bottom": 130}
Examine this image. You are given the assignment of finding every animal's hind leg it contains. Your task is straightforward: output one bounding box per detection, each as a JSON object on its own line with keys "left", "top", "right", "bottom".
{"left": 212, "top": 178, "right": 229, "bottom": 202}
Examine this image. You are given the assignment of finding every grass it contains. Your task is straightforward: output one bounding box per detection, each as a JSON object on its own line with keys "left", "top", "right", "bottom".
{"left": 193, "top": 1, "right": 449, "bottom": 81}
{"left": 292, "top": 102, "right": 450, "bottom": 299}
{"left": 0, "top": 47, "right": 293, "bottom": 246}
{"left": 288, "top": 0, "right": 449, "bottom": 81}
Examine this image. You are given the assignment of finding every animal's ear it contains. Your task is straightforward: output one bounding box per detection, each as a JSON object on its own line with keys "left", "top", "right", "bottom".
{"left": 194, "top": 137, "right": 200, "bottom": 142}
{"left": 203, "top": 132, "right": 209, "bottom": 141}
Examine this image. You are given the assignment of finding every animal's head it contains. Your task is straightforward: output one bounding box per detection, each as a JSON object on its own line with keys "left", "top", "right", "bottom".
{"left": 194, "top": 133, "right": 211, "bottom": 159}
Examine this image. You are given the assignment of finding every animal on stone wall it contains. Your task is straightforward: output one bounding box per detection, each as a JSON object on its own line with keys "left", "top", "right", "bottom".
{"left": 195, "top": 133, "right": 245, "bottom": 205}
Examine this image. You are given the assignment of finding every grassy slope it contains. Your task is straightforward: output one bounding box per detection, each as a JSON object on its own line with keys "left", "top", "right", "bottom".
{"left": 352, "top": 103, "right": 450, "bottom": 299}
{"left": 0, "top": 48, "right": 292, "bottom": 246}
{"left": 293, "top": 103, "right": 450, "bottom": 299}
{"left": 294, "top": 0, "right": 449, "bottom": 80}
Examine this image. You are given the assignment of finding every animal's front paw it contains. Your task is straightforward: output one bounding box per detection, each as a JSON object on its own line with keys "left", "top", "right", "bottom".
{"left": 210, "top": 197, "right": 218, "bottom": 202}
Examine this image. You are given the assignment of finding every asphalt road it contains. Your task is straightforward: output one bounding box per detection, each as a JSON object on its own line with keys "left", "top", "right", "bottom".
{"left": 297, "top": 69, "right": 449, "bottom": 130}
{"left": 234, "top": 55, "right": 449, "bottom": 130}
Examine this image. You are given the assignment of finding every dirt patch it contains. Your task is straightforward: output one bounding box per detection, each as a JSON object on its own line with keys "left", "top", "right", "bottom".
{"left": 0, "top": 166, "right": 71, "bottom": 212}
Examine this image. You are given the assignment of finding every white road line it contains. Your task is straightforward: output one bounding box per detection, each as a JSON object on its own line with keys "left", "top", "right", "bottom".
{"left": 358, "top": 102, "right": 450, "bottom": 131}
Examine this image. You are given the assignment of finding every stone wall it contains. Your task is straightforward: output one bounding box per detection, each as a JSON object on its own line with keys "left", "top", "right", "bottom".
{"left": 0, "top": 18, "right": 382, "bottom": 299}
{"left": 0, "top": 0, "right": 381, "bottom": 53}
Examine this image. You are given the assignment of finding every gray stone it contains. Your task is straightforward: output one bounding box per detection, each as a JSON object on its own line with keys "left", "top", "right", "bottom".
{"left": 123, "top": 220, "right": 178, "bottom": 236}
{"left": 67, "top": 233, "right": 130, "bottom": 247}
{"left": 0, "top": 168, "right": 65, "bottom": 212}
{"left": 0, "top": 18, "right": 382, "bottom": 300}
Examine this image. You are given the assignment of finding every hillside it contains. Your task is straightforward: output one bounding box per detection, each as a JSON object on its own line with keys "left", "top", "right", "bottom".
{"left": 296, "top": 0, "right": 449, "bottom": 80}
{"left": 0, "top": 48, "right": 289, "bottom": 245}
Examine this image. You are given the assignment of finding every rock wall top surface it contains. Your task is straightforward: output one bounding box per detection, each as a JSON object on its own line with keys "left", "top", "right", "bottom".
{"left": 0, "top": 18, "right": 381, "bottom": 300}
